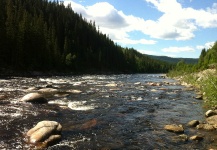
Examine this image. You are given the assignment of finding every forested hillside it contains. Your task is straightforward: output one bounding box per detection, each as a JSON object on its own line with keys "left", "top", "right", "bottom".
{"left": 146, "top": 55, "right": 198, "bottom": 64}
{"left": 0, "top": 0, "right": 173, "bottom": 73}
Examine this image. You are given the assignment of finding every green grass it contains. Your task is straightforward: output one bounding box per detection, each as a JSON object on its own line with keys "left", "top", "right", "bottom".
{"left": 200, "top": 74, "right": 217, "bottom": 106}
{"left": 168, "top": 69, "right": 217, "bottom": 107}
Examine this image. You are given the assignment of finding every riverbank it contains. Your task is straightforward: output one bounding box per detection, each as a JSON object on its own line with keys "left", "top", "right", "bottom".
{"left": 0, "top": 68, "right": 148, "bottom": 78}
{"left": 167, "top": 69, "right": 217, "bottom": 149}
{"left": 170, "top": 69, "right": 217, "bottom": 107}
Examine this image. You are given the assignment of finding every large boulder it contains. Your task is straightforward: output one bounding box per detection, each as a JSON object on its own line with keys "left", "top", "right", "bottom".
{"left": 20, "top": 93, "right": 47, "bottom": 103}
{"left": 26, "top": 121, "right": 62, "bottom": 147}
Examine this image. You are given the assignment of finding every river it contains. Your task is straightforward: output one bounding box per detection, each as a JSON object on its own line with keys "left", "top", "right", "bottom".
{"left": 0, "top": 74, "right": 215, "bottom": 149}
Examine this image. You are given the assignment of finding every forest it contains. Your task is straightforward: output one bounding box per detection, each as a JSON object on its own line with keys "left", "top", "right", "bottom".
{"left": 169, "top": 41, "right": 217, "bottom": 75}
{"left": 0, "top": 0, "right": 173, "bottom": 74}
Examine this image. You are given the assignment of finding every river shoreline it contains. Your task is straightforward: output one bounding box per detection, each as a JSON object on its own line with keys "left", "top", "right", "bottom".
{"left": 171, "top": 69, "right": 216, "bottom": 107}
{"left": 0, "top": 68, "right": 168, "bottom": 78}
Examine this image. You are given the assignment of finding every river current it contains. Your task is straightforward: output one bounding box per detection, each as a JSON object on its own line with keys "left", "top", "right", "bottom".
{"left": 0, "top": 74, "right": 215, "bottom": 149}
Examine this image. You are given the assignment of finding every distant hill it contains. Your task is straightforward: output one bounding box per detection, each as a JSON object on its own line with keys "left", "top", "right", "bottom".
{"left": 146, "top": 55, "right": 198, "bottom": 64}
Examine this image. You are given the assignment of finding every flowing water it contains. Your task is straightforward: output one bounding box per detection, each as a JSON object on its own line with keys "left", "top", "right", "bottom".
{"left": 0, "top": 74, "right": 216, "bottom": 149}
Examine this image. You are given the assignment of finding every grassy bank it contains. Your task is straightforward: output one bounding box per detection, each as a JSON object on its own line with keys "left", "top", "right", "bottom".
{"left": 168, "top": 69, "right": 217, "bottom": 107}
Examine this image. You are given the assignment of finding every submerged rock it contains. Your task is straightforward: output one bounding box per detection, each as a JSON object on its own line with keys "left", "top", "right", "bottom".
{"left": 0, "top": 94, "right": 7, "bottom": 100}
{"left": 172, "top": 134, "right": 188, "bottom": 142}
{"left": 80, "top": 118, "right": 97, "bottom": 130}
{"left": 26, "top": 120, "right": 62, "bottom": 147}
{"left": 20, "top": 93, "right": 47, "bottom": 103}
{"left": 164, "top": 124, "right": 184, "bottom": 133}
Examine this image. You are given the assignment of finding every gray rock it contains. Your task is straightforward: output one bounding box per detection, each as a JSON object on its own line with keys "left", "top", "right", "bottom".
{"left": 195, "top": 95, "right": 203, "bottom": 100}
{"left": 26, "top": 120, "right": 62, "bottom": 147}
{"left": 20, "top": 93, "right": 47, "bottom": 103}
{"left": 188, "top": 120, "right": 200, "bottom": 127}
{"left": 164, "top": 124, "right": 184, "bottom": 133}
{"left": 196, "top": 123, "right": 215, "bottom": 131}
{"left": 205, "top": 110, "right": 217, "bottom": 117}
{"left": 206, "top": 115, "right": 217, "bottom": 125}
{"left": 189, "top": 135, "right": 204, "bottom": 141}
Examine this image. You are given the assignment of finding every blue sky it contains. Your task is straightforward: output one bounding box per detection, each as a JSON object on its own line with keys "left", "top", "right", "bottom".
{"left": 57, "top": 0, "right": 217, "bottom": 58}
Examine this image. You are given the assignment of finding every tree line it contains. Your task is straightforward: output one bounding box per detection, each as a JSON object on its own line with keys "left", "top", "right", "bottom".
{"left": 169, "top": 41, "right": 217, "bottom": 76}
{"left": 0, "top": 0, "right": 173, "bottom": 73}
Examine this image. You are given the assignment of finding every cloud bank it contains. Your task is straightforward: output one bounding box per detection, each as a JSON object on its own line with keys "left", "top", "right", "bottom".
{"left": 64, "top": 0, "right": 217, "bottom": 43}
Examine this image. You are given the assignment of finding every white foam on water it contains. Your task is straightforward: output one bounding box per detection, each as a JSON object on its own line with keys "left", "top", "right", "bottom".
{"left": 39, "top": 78, "right": 67, "bottom": 84}
{"left": 0, "top": 87, "right": 23, "bottom": 92}
{"left": 51, "top": 137, "right": 91, "bottom": 149}
{"left": 68, "top": 101, "right": 95, "bottom": 110}
{"left": 0, "top": 112, "right": 22, "bottom": 118}
{"left": 137, "top": 97, "right": 143, "bottom": 101}
{"left": 48, "top": 100, "right": 68, "bottom": 105}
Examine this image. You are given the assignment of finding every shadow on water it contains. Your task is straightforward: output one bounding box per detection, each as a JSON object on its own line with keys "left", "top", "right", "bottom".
{"left": 0, "top": 74, "right": 216, "bottom": 149}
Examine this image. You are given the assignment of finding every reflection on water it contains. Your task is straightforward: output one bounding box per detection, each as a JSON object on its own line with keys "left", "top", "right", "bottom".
{"left": 0, "top": 74, "right": 214, "bottom": 149}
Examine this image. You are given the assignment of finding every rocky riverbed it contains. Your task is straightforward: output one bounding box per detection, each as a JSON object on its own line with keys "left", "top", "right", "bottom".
{"left": 0, "top": 74, "right": 217, "bottom": 149}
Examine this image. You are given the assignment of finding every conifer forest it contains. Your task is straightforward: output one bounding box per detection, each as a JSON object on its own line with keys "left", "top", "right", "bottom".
{"left": 0, "top": 0, "right": 173, "bottom": 73}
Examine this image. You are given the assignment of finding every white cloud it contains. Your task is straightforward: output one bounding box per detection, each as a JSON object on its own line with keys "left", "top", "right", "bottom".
{"left": 115, "top": 38, "right": 157, "bottom": 45}
{"left": 145, "top": 0, "right": 217, "bottom": 40}
{"left": 162, "top": 46, "right": 195, "bottom": 53}
{"left": 137, "top": 49, "right": 158, "bottom": 55}
{"left": 205, "top": 41, "right": 215, "bottom": 48}
{"left": 63, "top": 0, "right": 217, "bottom": 44}
{"left": 207, "top": 3, "right": 217, "bottom": 14}
{"left": 64, "top": 0, "right": 87, "bottom": 16}
{"left": 86, "top": 2, "right": 128, "bottom": 29}
{"left": 196, "top": 41, "right": 215, "bottom": 50}
{"left": 146, "top": 0, "right": 182, "bottom": 13}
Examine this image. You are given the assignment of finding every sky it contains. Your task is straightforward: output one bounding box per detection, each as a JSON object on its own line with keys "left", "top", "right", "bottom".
{"left": 55, "top": 0, "right": 217, "bottom": 58}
